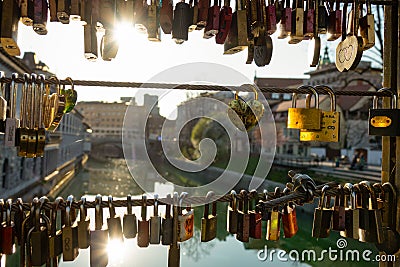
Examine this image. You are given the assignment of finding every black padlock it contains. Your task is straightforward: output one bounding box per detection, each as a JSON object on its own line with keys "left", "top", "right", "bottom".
{"left": 107, "top": 195, "right": 124, "bottom": 242}
{"left": 369, "top": 88, "right": 400, "bottom": 136}
{"left": 312, "top": 185, "right": 332, "bottom": 238}
{"left": 123, "top": 195, "right": 138, "bottom": 239}
{"left": 172, "top": 0, "right": 191, "bottom": 44}
{"left": 162, "top": 194, "right": 173, "bottom": 245}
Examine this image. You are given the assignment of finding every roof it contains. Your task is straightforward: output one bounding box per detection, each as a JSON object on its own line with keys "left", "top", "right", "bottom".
{"left": 255, "top": 77, "right": 305, "bottom": 88}
{"left": 336, "top": 84, "right": 374, "bottom": 111}
{"left": 0, "top": 48, "right": 32, "bottom": 73}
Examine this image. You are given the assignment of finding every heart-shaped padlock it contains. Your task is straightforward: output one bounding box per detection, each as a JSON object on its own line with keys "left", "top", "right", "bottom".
{"left": 227, "top": 88, "right": 264, "bottom": 131}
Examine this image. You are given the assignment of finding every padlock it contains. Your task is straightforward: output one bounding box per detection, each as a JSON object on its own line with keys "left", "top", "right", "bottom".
{"left": 147, "top": 0, "right": 161, "bottom": 41}
{"left": 77, "top": 196, "right": 90, "bottom": 249}
{"left": 265, "top": 0, "right": 276, "bottom": 35}
{"left": 340, "top": 183, "right": 360, "bottom": 239}
{"left": 20, "top": 0, "right": 35, "bottom": 25}
{"left": 236, "top": 190, "right": 250, "bottom": 242}
{"left": 376, "top": 183, "right": 400, "bottom": 254}
{"left": 107, "top": 195, "right": 124, "bottom": 242}
{"left": 300, "top": 86, "right": 340, "bottom": 142}
{"left": 369, "top": 88, "right": 400, "bottom": 136}
{"left": 215, "top": 0, "right": 232, "bottom": 44}
{"left": 335, "top": 0, "right": 363, "bottom": 72}
{"left": 49, "top": 197, "right": 64, "bottom": 264}
{"left": 204, "top": 0, "right": 220, "bottom": 38}
{"left": 14, "top": 198, "right": 26, "bottom": 246}
{"left": 248, "top": 190, "right": 262, "bottom": 239}
{"left": 227, "top": 92, "right": 248, "bottom": 131}
{"left": 360, "top": 182, "right": 384, "bottom": 244}
{"left": 1, "top": 199, "right": 15, "bottom": 255}
{"left": 177, "top": 193, "right": 194, "bottom": 242}
{"left": 254, "top": 30, "right": 273, "bottom": 67}
{"left": 63, "top": 195, "right": 79, "bottom": 261}
{"left": 46, "top": 76, "right": 66, "bottom": 131}
{"left": 48, "top": 0, "right": 59, "bottom": 22}
{"left": 117, "top": 0, "right": 134, "bottom": 26}
{"left": 359, "top": 0, "right": 374, "bottom": 50}
{"left": 266, "top": 187, "right": 281, "bottom": 241}
{"left": 331, "top": 185, "right": 346, "bottom": 231}
{"left": 172, "top": 0, "right": 191, "bottom": 44}
{"left": 133, "top": 0, "right": 148, "bottom": 33}
{"left": 90, "top": 195, "right": 108, "bottom": 267}
{"left": 162, "top": 194, "right": 173, "bottom": 245}
{"left": 312, "top": 185, "right": 332, "bottom": 238}
{"left": 70, "top": 0, "right": 83, "bottom": 21}
{"left": 150, "top": 194, "right": 162, "bottom": 244}
{"left": 57, "top": 0, "right": 71, "bottom": 23}
{"left": 327, "top": 0, "right": 341, "bottom": 41}
{"left": 160, "top": 0, "right": 173, "bottom": 33}
{"left": 168, "top": 193, "right": 181, "bottom": 267}
{"left": 303, "top": 0, "right": 314, "bottom": 39}
{"left": 188, "top": 0, "right": 198, "bottom": 31}
{"left": 100, "top": 30, "right": 119, "bottom": 61}
{"left": 35, "top": 75, "right": 46, "bottom": 157}
{"left": 278, "top": 0, "right": 291, "bottom": 39}
{"left": 28, "top": 197, "right": 50, "bottom": 266}
{"left": 123, "top": 194, "right": 138, "bottom": 239}
{"left": 248, "top": 0, "right": 259, "bottom": 37}
{"left": 288, "top": 0, "right": 303, "bottom": 44}
{"left": 61, "top": 77, "right": 77, "bottom": 114}
{"left": 358, "top": 182, "right": 370, "bottom": 242}
{"left": 0, "top": 72, "right": 7, "bottom": 130}
{"left": 1, "top": 0, "right": 21, "bottom": 56}
{"left": 33, "top": 0, "right": 48, "bottom": 35}
{"left": 99, "top": 0, "right": 116, "bottom": 29}
{"left": 84, "top": 24, "right": 98, "bottom": 61}
{"left": 138, "top": 195, "right": 150, "bottom": 247}
{"left": 261, "top": 189, "right": 271, "bottom": 222}
{"left": 317, "top": 0, "right": 327, "bottom": 33}
{"left": 26, "top": 74, "right": 37, "bottom": 158}
{"left": 227, "top": 190, "right": 238, "bottom": 234}
{"left": 201, "top": 191, "right": 218, "bottom": 242}
{"left": 197, "top": 0, "right": 209, "bottom": 27}
{"left": 308, "top": 5, "right": 321, "bottom": 68}
{"left": 17, "top": 74, "right": 30, "bottom": 157}
{"left": 287, "top": 86, "right": 321, "bottom": 130}
{"left": 223, "top": 0, "right": 247, "bottom": 54}
{"left": 282, "top": 201, "right": 298, "bottom": 238}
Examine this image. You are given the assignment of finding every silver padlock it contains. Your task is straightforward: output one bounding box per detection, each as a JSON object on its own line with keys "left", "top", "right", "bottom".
{"left": 150, "top": 194, "right": 162, "bottom": 244}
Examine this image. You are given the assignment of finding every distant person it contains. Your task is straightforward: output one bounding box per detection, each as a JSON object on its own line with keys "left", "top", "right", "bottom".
{"left": 358, "top": 153, "right": 365, "bottom": 171}
{"left": 350, "top": 152, "right": 359, "bottom": 170}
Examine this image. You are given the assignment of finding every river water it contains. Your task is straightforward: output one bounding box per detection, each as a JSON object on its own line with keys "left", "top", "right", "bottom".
{"left": 7, "top": 157, "right": 379, "bottom": 267}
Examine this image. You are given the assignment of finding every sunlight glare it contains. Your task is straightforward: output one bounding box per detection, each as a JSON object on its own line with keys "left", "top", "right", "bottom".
{"left": 107, "top": 239, "right": 126, "bottom": 265}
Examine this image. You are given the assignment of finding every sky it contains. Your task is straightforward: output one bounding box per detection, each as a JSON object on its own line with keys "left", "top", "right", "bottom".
{"left": 16, "top": 19, "right": 342, "bottom": 116}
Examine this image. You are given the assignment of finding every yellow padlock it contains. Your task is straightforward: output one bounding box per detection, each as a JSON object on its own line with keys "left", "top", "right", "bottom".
{"left": 287, "top": 86, "right": 321, "bottom": 130}
{"left": 300, "top": 85, "right": 340, "bottom": 142}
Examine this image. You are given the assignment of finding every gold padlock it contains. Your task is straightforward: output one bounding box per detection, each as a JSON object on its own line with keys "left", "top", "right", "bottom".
{"left": 300, "top": 85, "right": 340, "bottom": 142}
{"left": 287, "top": 86, "right": 321, "bottom": 130}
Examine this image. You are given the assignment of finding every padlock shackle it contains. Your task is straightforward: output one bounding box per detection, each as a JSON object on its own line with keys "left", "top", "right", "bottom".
{"left": 165, "top": 194, "right": 172, "bottom": 219}
{"left": 95, "top": 194, "right": 103, "bottom": 231}
{"left": 315, "top": 85, "right": 336, "bottom": 111}
{"left": 108, "top": 195, "right": 116, "bottom": 218}
{"left": 204, "top": 191, "right": 215, "bottom": 217}
{"left": 80, "top": 196, "right": 88, "bottom": 222}
{"left": 9, "top": 73, "right": 18, "bottom": 119}
{"left": 373, "top": 88, "right": 397, "bottom": 109}
{"left": 52, "top": 197, "right": 64, "bottom": 234}
{"left": 141, "top": 195, "right": 147, "bottom": 220}
{"left": 292, "top": 85, "right": 319, "bottom": 108}
{"left": 318, "top": 185, "right": 329, "bottom": 209}
{"left": 65, "top": 195, "right": 74, "bottom": 227}
{"left": 127, "top": 194, "right": 133, "bottom": 215}
{"left": 153, "top": 194, "right": 159, "bottom": 216}
{"left": 6, "top": 199, "right": 12, "bottom": 226}
{"left": 230, "top": 190, "right": 237, "bottom": 211}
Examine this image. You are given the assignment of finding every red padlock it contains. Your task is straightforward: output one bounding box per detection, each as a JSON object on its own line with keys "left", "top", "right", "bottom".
{"left": 1, "top": 199, "right": 15, "bottom": 255}
{"left": 266, "top": 0, "right": 277, "bottom": 35}
{"left": 303, "top": 0, "right": 315, "bottom": 39}
{"left": 278, "top": 0, "right": 291, "bottom": 38}
{"left": 204, "top": 0, "right": 221, "bottom": 38}
{"left": 215, "top": 0, "right": 232, "bottom": 44}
